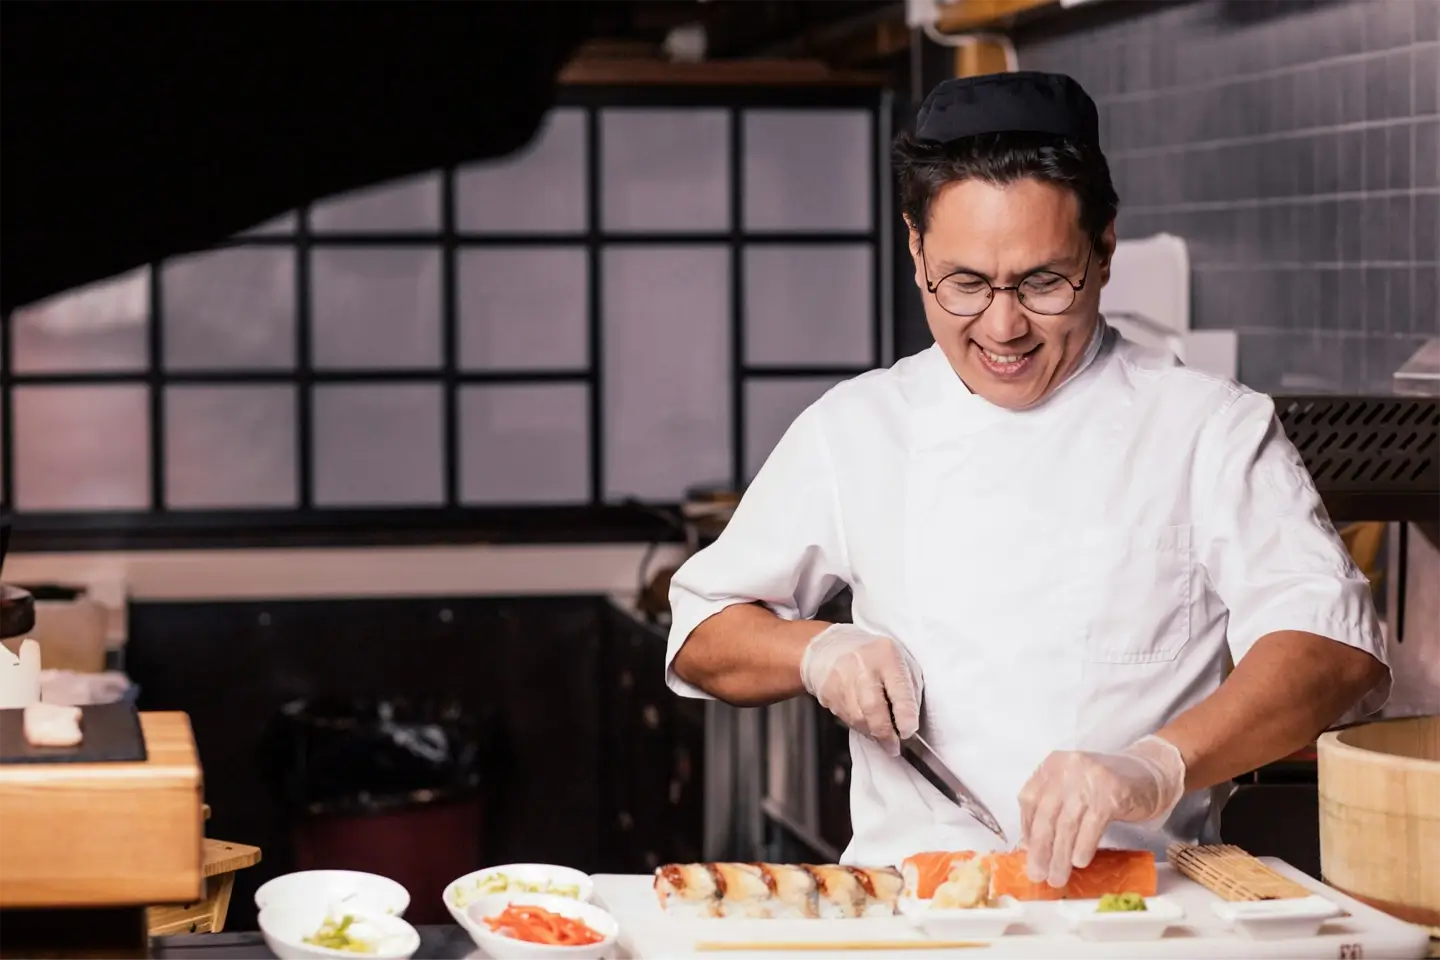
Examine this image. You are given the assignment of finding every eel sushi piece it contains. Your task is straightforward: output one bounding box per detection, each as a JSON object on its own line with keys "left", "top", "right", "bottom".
{"left": 804, "top": 865, "right": 903, "bottom": 919}
{"left": 654, "top": 863, "right": 721, "bottom": 918}
{"left": 652, "top": 863, "right": 900, "bottom": 919}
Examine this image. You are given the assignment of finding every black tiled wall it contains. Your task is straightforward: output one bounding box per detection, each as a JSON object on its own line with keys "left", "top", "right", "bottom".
{"left": 1016, "top": 0, "right": 1439, "bottom": 394}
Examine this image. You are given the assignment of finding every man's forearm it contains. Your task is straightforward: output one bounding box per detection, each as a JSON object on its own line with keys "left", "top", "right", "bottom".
{"left": 671, "top": 603, "right": 831, "bottom": 706}
{"left": 1156, "top": 630, "right": 1387, "bottom": 792}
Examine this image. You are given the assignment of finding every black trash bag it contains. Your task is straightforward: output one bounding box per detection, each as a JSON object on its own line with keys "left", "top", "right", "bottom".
{"left": 272, "top": 696, "right": 492, "bottom": 817}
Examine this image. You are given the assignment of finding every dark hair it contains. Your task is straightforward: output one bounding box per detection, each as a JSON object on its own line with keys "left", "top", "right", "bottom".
{"left": 894, "top": 130, "right": 1119, "bottom": 242}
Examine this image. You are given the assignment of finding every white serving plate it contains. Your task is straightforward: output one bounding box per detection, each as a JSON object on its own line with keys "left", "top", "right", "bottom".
{"left": 444, "top": 863, "right": 594, "bottom": 925}
{"left": 257, "top": 901, "right": 420, "bottom": 960}
{"left": 897, "top": 894, "right": 1025, "bottom": 938}
{"left": 255, "top": 870, "right": 411, "bottom": 918}
{"left": 1056, "top": 896, "right": 1186, "bottom": 942}
{"left": 1210, "top": 895, "right": 1345, "bottom": 940}
{"left": 591, "top": 858, "right": 1434, "bottom": 958}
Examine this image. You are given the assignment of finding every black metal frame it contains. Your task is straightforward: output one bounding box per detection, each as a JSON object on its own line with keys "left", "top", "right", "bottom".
{"left": 0, "top": 85, "right": 891, "bottom": 551}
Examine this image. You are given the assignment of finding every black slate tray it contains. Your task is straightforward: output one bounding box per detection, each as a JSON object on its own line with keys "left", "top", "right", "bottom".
{"left": 0, "top": 701, "right": 147, "bottom": 764}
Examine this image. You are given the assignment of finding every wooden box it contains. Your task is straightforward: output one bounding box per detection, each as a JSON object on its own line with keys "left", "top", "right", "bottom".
{"left": 0, "top": 712, "right": 204, "bottom": 909}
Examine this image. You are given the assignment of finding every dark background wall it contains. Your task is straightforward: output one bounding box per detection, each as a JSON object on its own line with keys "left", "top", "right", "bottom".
{"left": 1016, "top": 0, "right": 1438, "bottom": 394}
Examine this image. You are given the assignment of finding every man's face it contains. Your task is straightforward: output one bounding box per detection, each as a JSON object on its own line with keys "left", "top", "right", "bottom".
{"left": 907, "top": 177, "right": 1114, "bottom": 411}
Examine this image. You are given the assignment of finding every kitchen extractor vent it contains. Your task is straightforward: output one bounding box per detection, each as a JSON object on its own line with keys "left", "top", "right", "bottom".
{"left": 1273, "top": 395, "right": 1439, "bottom": 523}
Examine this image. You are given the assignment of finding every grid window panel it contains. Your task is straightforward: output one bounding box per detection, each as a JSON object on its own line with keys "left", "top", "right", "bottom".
{"left": 238, "top": 212, "right": 298, "bottom": 237}
{"left": 312, "top": 383, "right": 445, "bottom": 507}
{"left": 743, "top": 110, "right": 873, "bottom": 233}
{"left": 744, "top": 377, "right": 845, "bottom": 481}
{"left": 11, "top": 268, "right": 149, "bottom": 374}
{"left": 458, "top": 248, "right": 588, "bottom": 371}
{"left": 460, "top": 383, "right": 589, "bottom": 505}
{"left": 13, "top": 385, "right": 150, "bottom": 511}
{"left": 456, "top": 108, "right": 587, "bottom": 234}
{"left": 311, "top": 248, "right": 442, "bottom": 370}
{"left": 602, "top": 246, "right": 731, "bottom": 501}
{"left": 311, "top": 172, "right": 442, "bottom": 233}
{"left": 164, "top": 248, "right": 297, "bottom": 371}
{"left": 743, "top": 245, "right": 874, "bottom": 367}
{"left": 165, "top": 385, "right": 297, "bottom": 509}
{"left": 601, "top": 109, "right": 731, "bottom": 233}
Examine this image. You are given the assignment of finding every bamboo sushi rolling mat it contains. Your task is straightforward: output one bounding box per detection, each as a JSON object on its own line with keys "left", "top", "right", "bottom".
{"left": 1167, "top": 844, "right": 1323, "bottom": 901}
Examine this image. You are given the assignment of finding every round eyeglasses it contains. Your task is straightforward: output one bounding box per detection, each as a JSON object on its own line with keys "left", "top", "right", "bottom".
{"left": 921, "top": 241, "right": 1094, "bottom": 317}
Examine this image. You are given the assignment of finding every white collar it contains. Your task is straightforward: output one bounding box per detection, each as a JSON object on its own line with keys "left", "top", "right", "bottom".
{"left": 923, "top": 315, "right": 1111, "bottom": 409}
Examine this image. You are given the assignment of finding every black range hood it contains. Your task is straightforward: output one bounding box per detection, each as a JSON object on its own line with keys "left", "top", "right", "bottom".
{"left": 1, "top": 1, "right": 609, "bottom": 315}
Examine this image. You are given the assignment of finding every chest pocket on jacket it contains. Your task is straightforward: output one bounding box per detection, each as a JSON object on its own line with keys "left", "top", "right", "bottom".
{"left": 1060, "top": 524, "right": 1194, "bottom": 664}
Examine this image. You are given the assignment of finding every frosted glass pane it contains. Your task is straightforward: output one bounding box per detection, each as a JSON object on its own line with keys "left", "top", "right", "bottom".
{"left": 13, "top": 386, "right": 150, "bottom": 511}
{"left": 238, "top": 212, "right": 297, "bottom": 236}
{"left": 12, "top": 268, "right": 149, "bottom": 373}
{"left": 311, "top": 172, "right": 441, "bottom": 232}
{"left": 603, "top": 247, "right": 731, "bottom": 501}
{"left": 745, "top": 378, "right": 843, "bottom": 481}
{"left": 311, "top": 248, "right": 441, "bottom": 369}
{"left": 313, "top": 384, "right": 444, "bottom": 506}
{"left": 458, "top": 248, "right": 588, "bottom": 371}
{"left": 744, "top": 110, "right": 872, "bottom": 232}
{"left": 165, "top": 386, "right": 297, "bottom": 509}
{"left": 456, "top": 109, "right": 586, "bottom": 234}
{"left": 744, "top": 245, "right": 874, "bottom": 367}
{"left": 602, "top": 109, "right": 729, "bottom": 233}
{"left": 164, "top": 248, "right": 296, "bottom": 370}
{"left": 460, "top": 384, "right": 589, "bottom": 504}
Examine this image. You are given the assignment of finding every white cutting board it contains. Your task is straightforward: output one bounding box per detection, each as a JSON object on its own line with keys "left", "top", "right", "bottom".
{"left": 592, "top": 859, "right": 1431, "bottom": 959}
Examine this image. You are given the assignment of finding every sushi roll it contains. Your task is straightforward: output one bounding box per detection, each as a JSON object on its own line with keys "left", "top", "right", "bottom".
{"left": 860, "top": 866, "right": 904, "bottom": 917}
{"left": 714, "top": 864, "right": 782, "bottom": 918}
{"left": 654, "top": 863, "right": 720, "bottom": 918}
{"left": 653, "top": 863, "right": 899, "bottom": 919}
{"left": 901, "top": 851, "right": 979, "bottom": 900}
{"left": 803, "top": 865, "right": 902, "bottom": 918}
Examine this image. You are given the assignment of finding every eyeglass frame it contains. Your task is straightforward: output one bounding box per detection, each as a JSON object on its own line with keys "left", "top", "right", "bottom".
{"left": 918, "top": 237, "right": 1097, "bottom": 318}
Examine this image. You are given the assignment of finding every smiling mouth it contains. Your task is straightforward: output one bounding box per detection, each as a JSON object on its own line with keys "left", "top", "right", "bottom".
{"left": 973, "top": 342, "right": 1041, "bottom": 378}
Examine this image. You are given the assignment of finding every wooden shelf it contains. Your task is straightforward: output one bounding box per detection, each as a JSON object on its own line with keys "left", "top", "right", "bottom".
{"left": 936, "top": 0, "right": 1059, "bottom": 33}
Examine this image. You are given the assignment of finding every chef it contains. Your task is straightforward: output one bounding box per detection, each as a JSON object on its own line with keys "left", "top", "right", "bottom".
{"left": 663, "top": 71, "right": 1390, "bottom": 888}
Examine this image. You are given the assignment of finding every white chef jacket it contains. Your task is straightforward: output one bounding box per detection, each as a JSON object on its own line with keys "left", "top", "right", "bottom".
{"left": 664, "top": 320, "right": 1390, "bottom": 868}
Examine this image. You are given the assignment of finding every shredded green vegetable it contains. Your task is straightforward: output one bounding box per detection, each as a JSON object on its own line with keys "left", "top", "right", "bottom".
{"left": 451, "top": 873, "right": 581, "bottom": 907}
{"left": 303, "top": 914, "right": 375, "bottom": 953}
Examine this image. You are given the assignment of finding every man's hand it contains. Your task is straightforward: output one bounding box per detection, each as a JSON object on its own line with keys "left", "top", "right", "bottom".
{"left": 1017, "top": 736, "right": 1186, "bottom": 888}
{"left": 800, "top": 624, "right": 923, "bottom": 757}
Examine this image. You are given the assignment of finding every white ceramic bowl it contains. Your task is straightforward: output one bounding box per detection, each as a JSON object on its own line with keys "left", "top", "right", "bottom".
{"left": 258, "top": 901, "right": 420, "bottom": 960}
{"left": 459, "top": 892, "right": 618, "bottom": 960}
{"left": 1211, "top": 895, "right": 1344, "bottom": 939}
{"left": 444, "top": 863, "right": 594, "bottom": 925}
{"left": 898, "top": 895, "right": 1025, "bottom": 938}
{"left": 255, "top": 870, "right": 411, "bottom": 918}
{"left": 1057, "top": 896, "right": 1186, "bottom": 942}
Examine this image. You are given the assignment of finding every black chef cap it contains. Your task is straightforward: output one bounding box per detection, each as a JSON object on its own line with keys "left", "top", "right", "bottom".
{"left": 915, "top": 71, "right": 1100, "bottom": 150}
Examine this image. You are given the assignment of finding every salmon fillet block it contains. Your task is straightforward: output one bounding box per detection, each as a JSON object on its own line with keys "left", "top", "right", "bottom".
{"left": 902, "top": 848, "right": 1157, "bottom": 902}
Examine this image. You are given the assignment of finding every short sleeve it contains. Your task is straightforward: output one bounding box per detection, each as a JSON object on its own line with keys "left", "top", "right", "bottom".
{"left": 664, "top": 400, "right": 851, "bottom": 699}
{"left": 1195, "top": 390, "right": 1390, "bottom": 717}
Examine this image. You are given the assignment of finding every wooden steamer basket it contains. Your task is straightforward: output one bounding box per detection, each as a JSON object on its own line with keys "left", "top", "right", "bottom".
{"left": 1318, "top": 715, "right": 1440, "bottom": 934}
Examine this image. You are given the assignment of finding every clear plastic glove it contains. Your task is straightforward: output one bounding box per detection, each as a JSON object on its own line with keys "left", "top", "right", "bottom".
{"left": 800, "top": 624, "right": 923, "bottom": 757}
{"left": 1017, "top": 735, "right": 1186, "bottom": 888}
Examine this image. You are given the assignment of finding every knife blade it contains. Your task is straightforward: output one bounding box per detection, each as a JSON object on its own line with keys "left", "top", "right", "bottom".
{"left": 900, "top": 732, "right": 1010, "bottom": 846}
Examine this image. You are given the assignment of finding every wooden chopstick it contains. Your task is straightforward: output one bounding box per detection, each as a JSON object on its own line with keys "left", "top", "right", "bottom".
{"left": 695, "top": 941, "right": 988, "bottom": 952}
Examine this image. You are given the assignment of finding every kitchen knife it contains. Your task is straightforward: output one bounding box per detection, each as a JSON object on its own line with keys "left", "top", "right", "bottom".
{"left": 900, "top": 732, "right": 1010, "bottom": 846}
